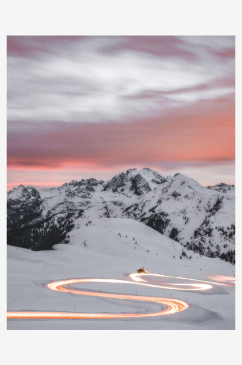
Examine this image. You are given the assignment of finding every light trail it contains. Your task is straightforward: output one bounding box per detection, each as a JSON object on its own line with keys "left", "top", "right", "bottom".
{"left": 8, "top": 272, "right": 232, "bottom": 320}
{"left": 130, "top": 273, "right": 234, "bottom": 289}
{"left": 7, "top": 277, "right": 189, "bottom": 320}
{"left": 129, "top": 273, "right": 212, "bottom": 290}
{"left": 206, "top": 275, "right": 235, "bottom": 285}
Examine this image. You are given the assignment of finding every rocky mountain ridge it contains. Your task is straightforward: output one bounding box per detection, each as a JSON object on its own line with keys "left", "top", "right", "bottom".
{"left": 7, "top": 168, "right": 235, "bottom": 264}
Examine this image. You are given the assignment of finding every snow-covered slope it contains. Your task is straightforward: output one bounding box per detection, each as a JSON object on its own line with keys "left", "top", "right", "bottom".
{"left": 118, "top": 173, "right": 235, "bottom": 261}
{"left": 7, "top": 218, "right": 235, "bottom": 330}
{"left": 7, "top": 168, "right": 235, "bottom": 263}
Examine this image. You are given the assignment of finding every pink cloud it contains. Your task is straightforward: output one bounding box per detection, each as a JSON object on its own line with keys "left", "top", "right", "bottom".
{"left": 7, "top": 36, "right": 235, "bottom": 190}
{"left": 8, "top": 94, "right": 234, "bottom": 172}
{"left": 7, "top": 36, "right": 84, "bottom": 58}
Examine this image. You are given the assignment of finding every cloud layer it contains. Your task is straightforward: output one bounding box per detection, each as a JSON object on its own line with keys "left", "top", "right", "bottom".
{"left": 7, "top": 36, "right": 235, "bottom": 189}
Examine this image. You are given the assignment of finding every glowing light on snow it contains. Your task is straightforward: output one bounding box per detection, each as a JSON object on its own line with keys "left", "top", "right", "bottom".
{"left": 7, "top": 276, "right": 189, "bottom": 320}
{"left": 8, "top": 272, "right": 234, "bottom": 320}
{"left": 129, "top": 273, "right": 212, "bottom": 290}
{"left": 206, "top": 275, "right": 235, "bottom": 285}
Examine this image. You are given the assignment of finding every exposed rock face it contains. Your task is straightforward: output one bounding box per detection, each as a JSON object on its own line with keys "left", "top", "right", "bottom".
{"left": 104, "top": 173, "right": 126, "bottom": 192}
{"left": 88, "top": 178, "right": 98, "bottom": 186}
{"left": 26, "top": 186, "right": 41, "bottom": 198}
{"left": 206, "top": 183, "right": 235, "bottom": 194}
{"left": 69, "top": 180, "right": 78, "bottom": 186}
{"left": 86, "top": 182, "right": 95, "bottom": 192}
{"left": 84, "top": 178, "right": 98, "bottom": 192}
{"left": 152, "top": 178, "right": 167, "bottom": 185}
{"left": 78, "top": 179, "right": 88, "bottom": 186}
{"left": 130, "top": 174, "right": 151, "bottom": 195}
{"left": 126, "top": 168, "right": 138, "bottom": 174}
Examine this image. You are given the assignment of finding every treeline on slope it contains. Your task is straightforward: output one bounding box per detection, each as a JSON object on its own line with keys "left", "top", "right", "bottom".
{"left": 220, "top": 250, "right": 235, "bottom": 264}
{"left": 184, "top": 241, "right": 235, "bottom": 264}
{"left": 7, "top": 212, "right": 77, "bottom": 250}
{"left": 141, "top": 212, "right": 172, "bottom": 236}
{"left": 7, "top": 200, "right": 42, "bottom": 229}
{"left": 7, "top": 191, "right": 235, "bottom": 265}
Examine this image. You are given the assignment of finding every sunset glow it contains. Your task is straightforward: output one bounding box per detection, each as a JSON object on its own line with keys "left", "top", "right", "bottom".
{"left": 7, "top": 36, "right": 235, "bottom": 190}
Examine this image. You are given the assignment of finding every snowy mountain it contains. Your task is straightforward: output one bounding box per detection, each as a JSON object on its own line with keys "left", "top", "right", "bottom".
{"left": 7, "top": 168, "right": 235, "bottom": 264}
{"left": 103, "top": 168, "right": 169, "bottom": 195}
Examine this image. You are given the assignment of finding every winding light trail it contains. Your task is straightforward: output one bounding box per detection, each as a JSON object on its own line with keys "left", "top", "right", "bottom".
{"left": 129, "top": 274, "right": 212, "bottom": 290}
{"left": 8, "top": 272, "right": 231, "bottom": 320}
{"left": 130, "top": 273, "right": 235, "bottom": 289}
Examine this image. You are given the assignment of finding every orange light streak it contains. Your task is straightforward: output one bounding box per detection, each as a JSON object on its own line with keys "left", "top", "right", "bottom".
{"left": 129, "top": 273, "right": 213, "bottom": 290}
{"left": 7, "top": 276, "right": 189, "bottom": 320}
{"left": 8, "top": 272, "right": 232, "bottom": 320}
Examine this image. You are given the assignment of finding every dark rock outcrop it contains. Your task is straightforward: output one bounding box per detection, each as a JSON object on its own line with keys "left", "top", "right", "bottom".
{"left": 86, "top": 182, "right": 95, "bottom": 192}
{"left": 104, "top": 173, "right": 126, "bottom": 192}
{"left": 130, "top": 174, "right": 151, "bottom": 195}
{"left": 126, "top": 168, "right": 137, "bottom": 175}
{"left": 88, "top": 178, "right": 98, "bottom": 186}
{"left": 78, "top": 179, "right": 88, "bottom": 186}
{"left": 206, "top": 183, "right": 235, "bottom": 194}
{"left": 152, "top": 178, "right": 167, "bottom": 185}
{"left": 145, "top": 212, "right": 170, "bottom": 234}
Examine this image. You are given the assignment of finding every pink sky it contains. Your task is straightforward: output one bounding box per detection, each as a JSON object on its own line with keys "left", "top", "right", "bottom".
{"left": 7, "top": 36, "right": 235, "bottom": 190}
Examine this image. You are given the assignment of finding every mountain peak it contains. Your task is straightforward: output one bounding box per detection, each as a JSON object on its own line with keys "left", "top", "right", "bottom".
{"left": 8, "top": 184, "right": 29, "bottom": 200}
{"left": 126, "top": 168, "right": 137, "bottom": 174}
{"left": 8, "top": 184, "right": 41, "bottom": 200}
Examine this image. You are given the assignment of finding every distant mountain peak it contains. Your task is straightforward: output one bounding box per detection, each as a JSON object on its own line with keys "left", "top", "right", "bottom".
{"left": 126, "top": 168, "right": 137, "bottom": 174}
